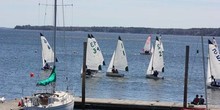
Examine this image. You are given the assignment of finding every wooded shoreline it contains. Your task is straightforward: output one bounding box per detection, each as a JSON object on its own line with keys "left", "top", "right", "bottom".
{"left": 15, "top": 25, "right": 220, "bottom": 36}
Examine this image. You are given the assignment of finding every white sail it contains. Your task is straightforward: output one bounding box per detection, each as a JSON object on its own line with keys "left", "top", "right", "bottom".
{"left": 207, "top": 39, "right": 220, "bottom": 84}
{"left": 113, "top": 36, "right": 128, "bottom": 71}
{"left": 107, "top": 51, "right": 115, "bottom": 72}
{"left": 86, "top": 35, "right": 101, "bottom": 70}
{"left": 40, "top": 34, "right": 54, "bottom": 67}
{"left": 143, "top": 36, "right": 151, "bottom": 52}
{"left": 146, "top": 37, "right": 164, "bottom": 76}
{"left": 207, "top": 56, "right": 212, "bottom": 84}
{"left": 146, "top": 46, "right": 154, "bottom": 75}
{"left": 159, "top": 37, "right": 164, "bottom": 52}
{"left": 91, "top": 34, "right": 105, "bottom": 66}
{"left": 152, "top": 37, "right": 164, "bottom": 72}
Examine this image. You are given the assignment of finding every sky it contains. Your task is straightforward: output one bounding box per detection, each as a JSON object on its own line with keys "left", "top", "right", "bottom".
{"left": 1, "top": 0, "right": 220, "bottom": 28}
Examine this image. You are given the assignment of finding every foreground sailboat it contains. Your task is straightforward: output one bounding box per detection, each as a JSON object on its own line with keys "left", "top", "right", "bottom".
{"left": 140, "top": 35, "right": 152, "bottom": 55}
{"left": 206, "top": 39, "right": 220, "bottom": 89}
{"left": 106, "top": 36, "right": 128, "bottom": 77}
{"left": 23, "top": 0, "right": 74, "bottom": 109}
{"left": 84, "top": 34, "right": 105, "bottom": 78}
{"left": 146, "top": 36, "right": 164, "bottom": 80}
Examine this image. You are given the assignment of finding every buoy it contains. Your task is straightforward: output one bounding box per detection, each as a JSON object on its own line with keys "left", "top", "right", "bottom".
{"left": 30, "top": 72, "right": 34, "bottom": 77}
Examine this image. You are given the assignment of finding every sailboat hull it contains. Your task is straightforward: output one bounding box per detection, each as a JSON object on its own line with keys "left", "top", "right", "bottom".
{"left": 24, "top": 101, "right": 74, "bottom": 110}
{"left": 146, "top": 74, "right": 164, "bottom": 80}
{"left": 140, "top": 51, "right": 151, "bottom": 55}
{"left": 106, "top": 72, "right": 124, "bottom": 77}
{"left": 24, "top": 91, "right": 74, "bottom": 110}
{"left": 207, "top": 85, "right": 220, "bottom": 89}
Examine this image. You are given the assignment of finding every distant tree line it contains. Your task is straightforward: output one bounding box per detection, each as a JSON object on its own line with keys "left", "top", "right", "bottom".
{"left": 14, "top": 25, "right": 220, "bottom": 36}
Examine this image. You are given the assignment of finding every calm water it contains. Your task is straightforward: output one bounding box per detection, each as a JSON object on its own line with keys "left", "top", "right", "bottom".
{"left": 0, "top": 28, "right": 219, "bottom": 105}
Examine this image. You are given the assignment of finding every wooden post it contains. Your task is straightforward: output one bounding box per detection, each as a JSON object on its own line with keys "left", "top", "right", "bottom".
{"left": 201, "top": 36, "right": 208, "bottom": 109}
{"left": 183, "top": 46, "right": 190, "bottom": 108}
{"left": 82, "top": 42, "right": 87, "bottom": 109}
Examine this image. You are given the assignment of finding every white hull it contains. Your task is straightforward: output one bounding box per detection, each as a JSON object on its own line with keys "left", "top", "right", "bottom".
{"left": 106, "top": 72, "right": 124, "bottom": 77}
{"left": 24, "top": 91, "right": 74, "bottom": 110}
{"left": 24, "top": 101, "right": 74, "bottom": 110}
{"left": 146, "top": 74, "right": 164, "bottom": 80}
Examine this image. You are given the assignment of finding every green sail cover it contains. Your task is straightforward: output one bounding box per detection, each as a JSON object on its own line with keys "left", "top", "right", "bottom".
{"left": 37, "top": 66, "right": 56, "bottom": 86}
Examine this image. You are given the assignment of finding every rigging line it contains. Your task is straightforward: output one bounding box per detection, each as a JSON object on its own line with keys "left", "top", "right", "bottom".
{"left": 189, "top": 36, "right": 200, "bottom": 75}
{"left": 43, "top": 0, "right": 48, "bottom": 27}
{"left": 61, "top": 0, "right": 68, "bottom": 91}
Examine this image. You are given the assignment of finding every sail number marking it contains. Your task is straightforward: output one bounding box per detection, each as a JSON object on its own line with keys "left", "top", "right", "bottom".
{"left": 212, "top": 48, "right": 220, "bottom": 61}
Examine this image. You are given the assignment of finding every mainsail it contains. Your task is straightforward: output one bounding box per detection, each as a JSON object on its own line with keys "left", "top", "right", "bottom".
{"left": 207, "top": 39, "right": 220, "bottom": 85}
{"left": 40, "top": 33, "right": 55, "bottom": 67}
{"left": 111, "top": 36, "right": 128, "bottom": 71}
{"left": 146, "top": 36, "right": 164, "bottom": 75}
{"left": 86, "top": 34, "right": 105, "bottom": 71}
{"left": 143, "top": 36, "right": 151, "bottom": 52}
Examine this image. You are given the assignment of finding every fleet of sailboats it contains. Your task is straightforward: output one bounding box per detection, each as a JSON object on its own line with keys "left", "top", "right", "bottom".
{"left": 23, "top": 0, "right": 74, "bottom": 109}
{"left": 106, "top": 36, "right": 129, "bottom": 77}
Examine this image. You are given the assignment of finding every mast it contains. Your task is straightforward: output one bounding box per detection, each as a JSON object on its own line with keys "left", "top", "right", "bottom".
{"left": 53, "top": 0, "right": 57, "bottom": 67}
{"left": 52, "top": 0, "right": 57, "bottom": 93}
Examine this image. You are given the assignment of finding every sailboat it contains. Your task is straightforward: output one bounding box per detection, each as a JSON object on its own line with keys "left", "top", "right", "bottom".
{"left": 106, "top": 36, "right": 128, "bottom": 77}
{"left": 23, "top": 0, "right": 74, "bottom": 109}
{"left": 84, "top": 34, "right": 105, "bottom": 78}
{"left": 40, "top": 33, "right": 54, "bottom": 70}
{"left": 206, "top": 39, "right": 220, "bottom": 89}
{"left": 140, "top": 35, "right": 152, "bottom": 55}
{"left": 146, "top": 36, "right": 164, "bottom": 80}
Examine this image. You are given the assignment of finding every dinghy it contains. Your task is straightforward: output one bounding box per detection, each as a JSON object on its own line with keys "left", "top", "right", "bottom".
{"left": 140, "top": 35, "right": 152, "bottom": 55}
{"left": 106, "top": 36, "right": 128, "bottom": 77}
{"left": 146, "top": 36, "right": 164, "bottom": 80}
{"left": 207, "top": 39, "right": 220, "bottom": 89}
{"left": 83, "top": 34, "right": 105, "bottom": 78}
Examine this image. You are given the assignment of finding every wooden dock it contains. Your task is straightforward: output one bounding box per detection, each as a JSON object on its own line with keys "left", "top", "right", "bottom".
{"left": 1, "top": 97, "right": 220, "bottom": 110}
{"left": 74, "top": 97, "right": 220, "bottom": 110}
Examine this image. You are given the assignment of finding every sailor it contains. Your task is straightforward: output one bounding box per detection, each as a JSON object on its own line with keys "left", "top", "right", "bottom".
{"left": 112, "top": 66, "right": 118, "bottom": 73}
{"left": 43, "top": 63, "right": 50, "bottom": 70}
{"left": 86, "top": 69, "right": 92, "bottom": 75}
{"left": 153, "top": 70, "right": 159, "bottom": 77}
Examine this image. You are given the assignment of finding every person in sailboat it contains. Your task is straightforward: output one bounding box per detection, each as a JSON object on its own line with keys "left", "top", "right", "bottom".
{"left": 86, "top": 69, "right": 92, "bottom": 76}
{"left": 112, "top": 65, "right": 118, "bottom": 73}
{"left": 210, "top": 75, "right": 220, "bottom": 87}
{"left": 43, "top": 63, "right": 50, "bottom": 70}
{"left": 153, "top": 70, "right": 159, "bottom": 77}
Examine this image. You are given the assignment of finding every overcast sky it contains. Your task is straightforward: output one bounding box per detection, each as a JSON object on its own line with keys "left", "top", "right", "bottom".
{"left": 1, "top": 0, "right": 220, "bottom": 28}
